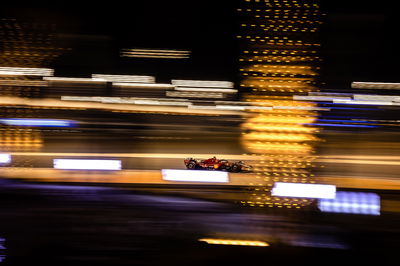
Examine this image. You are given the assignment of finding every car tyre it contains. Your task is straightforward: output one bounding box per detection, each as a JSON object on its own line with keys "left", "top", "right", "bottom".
{"left": 187, "top": 161, "right": 197, "bottom": 169}
{"left": 231, "top": 164, "right": 241, "bottom": 173}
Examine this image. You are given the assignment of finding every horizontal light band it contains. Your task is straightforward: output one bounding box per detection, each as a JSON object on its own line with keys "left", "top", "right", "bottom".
{"left": 166, "top": 91, "right": 224, "bottom": 98}
{"left": 272, "top": 182, "right": 336, "bottom": 199}
{"left": 318, "top": 191, "right": 380, "bottom": 215}
{"left": 0, "top": 153, "right": 11, "bottom": 164}
{"left": 124, "top": 48, "right": 190, "bottom": 54}
{"left": 162, "top": 169, "right": 229, "bottom": 183}
{"left": 352, "top": 82, "right": 400, "bottom": 89}
{"left": 0, "top": 67, "right": 54, "bottom": 76}
{"left": 53, "top": 159, "right": 122, "bottom": 170}
{"left": 171, "top": 79, "right": 234, "bottom": 88}
{"left": 333, "top": 99, "right": 395, "bottom": 106}
{"left": 0, "top": 118, "right": 74, "bottom": 127}
{"left": 112, "top": 82, "right": 174, "bottom": 89}
{"left": 353, "top": 94, "right": 400, "bottom": 102}
{"left": 0, "top": 80, "right": 48, "bottom": 87}
{"left": 175, "top": 87, "right": 237, "bottom": 93}
{"left": 92, "top": 74, "right": 155, "bottom": 83}
{"left": 43, "top": 77, "right": 105, "bottom": 83}
{"left": 121, "top": 48, "right": 190, "bottom": 59}
{"left": 199, "top": 238, "right": 269, "bottom": 247}
{"left": 293, "top": 95, "right": 351, "bottom": 101}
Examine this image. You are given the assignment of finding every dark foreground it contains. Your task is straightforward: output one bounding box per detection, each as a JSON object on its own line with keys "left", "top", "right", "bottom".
{"left": 0, "top": 179, "right": 398, "bottom": 266}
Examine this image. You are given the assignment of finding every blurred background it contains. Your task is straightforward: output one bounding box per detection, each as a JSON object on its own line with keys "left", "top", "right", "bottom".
{"left": 1, "top": 1, "right": 400, "bottom": 265}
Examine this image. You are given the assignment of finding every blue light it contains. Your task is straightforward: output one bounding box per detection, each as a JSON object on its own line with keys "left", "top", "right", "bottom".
{"left": 0, "top": 118, "right": 74, "bottom": 127}
{"left": 304, "top": 123, "right": 377, "bottom": 128}
{"left": 317, "top": 119, "right": 374, "bottom": 124}
{"left": 318, "top": 191, "right": 380, "bottom": 215}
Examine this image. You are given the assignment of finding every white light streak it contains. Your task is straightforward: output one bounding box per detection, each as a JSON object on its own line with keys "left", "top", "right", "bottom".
{"left": 112, "top": 82, "right": 174, "bottom": 89}
{"left": 60, "top": 96, "right": 192, "bottom": 106}
{"left": 166, "top": 91, "right": 224, "bottom": 98}
{"left": 43, "top": 77, "right": 106, "bottom": 83}
{"left": 92, "top": 74, "right": 155, "bottom": 83}
{"left": 215, "top": 105, "right": 246, "bottom": 110}
{"left": 273, "top": 106, "right": 329, "bottom": 111}
{"left": 0, "top": 67, "right": 54, "bottom": 76}
{"left": 161, "top": 169, "right": 229, "bottom": 183}
{"left": 333, "top": 99, "right": 394, "bottom": 106}
{"left": 293, "top": 95, "right": 351, "bottom": 101}
{"left": 272, "top": 182, "right": 336, "bottom": 199}
{"left": 0, "top": 154, "right": 11, "bottom": 164}
{"left": 171, "top": 79, "right": 234, "bottom": 88}
{"left": 175, "top": 87, "right": 237, "bottom": 93}
{"left": 353, "top": 94, "right": 400, "bottom": 102}
{"left": 53, "top": 159, "right": 122, "bottom": 170}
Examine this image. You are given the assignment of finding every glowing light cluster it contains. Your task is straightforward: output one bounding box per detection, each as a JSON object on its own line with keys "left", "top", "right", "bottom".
{"left": 238, "top": 0, "right": 323, "bottom": 208}
{"left": 318, "top": 191, "right": 380, "bottom": 215}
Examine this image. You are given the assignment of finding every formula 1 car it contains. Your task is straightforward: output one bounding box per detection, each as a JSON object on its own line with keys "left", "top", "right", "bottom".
{"left": 184, "top": 156, "right": 252, "bottom": 173}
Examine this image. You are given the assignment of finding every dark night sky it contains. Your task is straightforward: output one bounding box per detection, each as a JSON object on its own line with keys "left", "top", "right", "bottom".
{"left": 1, "top": 1, "right": 399, "bottom": 89}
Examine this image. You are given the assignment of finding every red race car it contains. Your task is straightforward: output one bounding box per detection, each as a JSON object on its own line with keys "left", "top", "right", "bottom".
{"left": 184, "top": 156, "right": 252, "bottom": 172}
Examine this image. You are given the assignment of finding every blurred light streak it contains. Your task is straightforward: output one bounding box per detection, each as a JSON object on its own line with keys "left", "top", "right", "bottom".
{"left": 174, "top": 87, "right": 237, "bottom": 93}
{"left": 43, "top": 77, "right": 106, "bottom": 83}
{"left": 0, "top": 153, "right": 11, "bottom": 164}
{"left": 0, "top": 118, "right": 74, "bottom": 127}
{"left": 161, "top": 169, "right": 229, "bottom": 183}
{"left": 317, "top": 159, "right": 400, "bottom": 166}
{"left": 166, "top": 91, "right": 224, "bottom": 98}
{"left": 92, "top": 74, "right": 155, "bottom": 83}
{"left": 304, "top": 123, "right": 378, "bottom": 128}
{"left": 293, "top": 95, "right": 351, "bottom": 101}
{"left": 198, "top": 238, "right": 269, "bottom": 247}
{"left": 4, "top": 168, "right": 400, "bottom": 190}
{"left": 352, "top": 82, "right": 400, "bottom": 90}
{"left": 353, "top": 94, "right": 400, "bottom": 101}
{"left": 172, "top": 79, "right": 234, "bottom": 88}
{"left": 272, "top": 182, "right": 336, "bottom": 199}
{"left": 215, "top": 105, "right": 246, "bottom": 111}
{"left": 121, "top": 48, "right": 190, "bottom": 59}
{"left": 0, "top": 80, "right": 47, "bottom": 87}
{"left": 53, "top": 159, "right": 122, "bottom": 170}
{"left": 7, "top": 152, "right": 261, "bottom": 161}
{"left": 61, "top": 96, "right": 191, "bottom": 105}
{"left": 333, "top": 99, "right": 395, "bottom": 106}
{"left": 272, "top": 106, "right": 329, "bottom": 111}
{"left": 316, "top": 119, "right": 374, "bottom": 124}
{"left": 0, "top": 67, "right": 54, "bottom": 76}
{"left": 243, "top": 132, "right": 319, "bottom": 142}
{"left": 112, "top": 82, "right": 174, "bottom": 89}
{"left": 308, "top": 92, "right": 353, "bottom": 97}
{"left": 318, "top": 191, "right": 380, "bottom": 215}
{"left": 0, "top": 96, "right": 241, "bottom": 115}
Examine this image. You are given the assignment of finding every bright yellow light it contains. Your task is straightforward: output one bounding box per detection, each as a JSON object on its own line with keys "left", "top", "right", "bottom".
{"left": 243, "top": 132, "right": 319, "bottom": 142}
{"left": 198, "top": 238, "right": 269, "bottom": 247}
